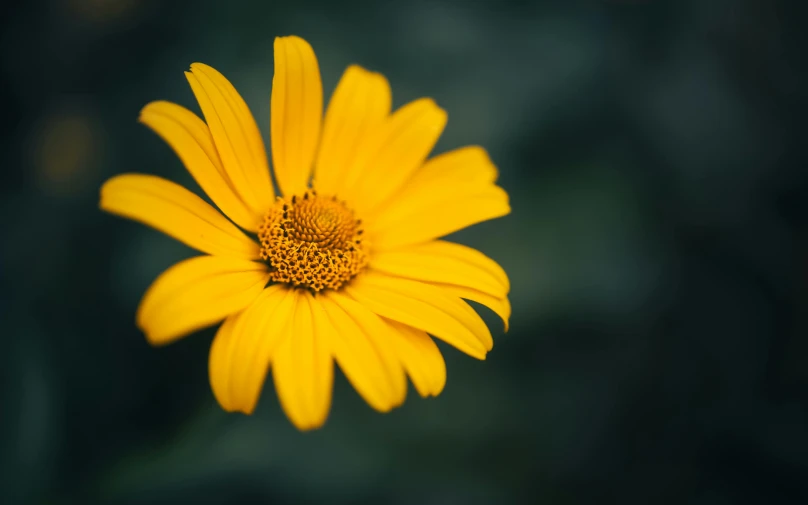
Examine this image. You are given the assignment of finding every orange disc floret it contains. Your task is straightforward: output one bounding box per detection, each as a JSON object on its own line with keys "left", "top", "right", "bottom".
{"left": 258, "top": 190, "right": 368, "bottom": 291}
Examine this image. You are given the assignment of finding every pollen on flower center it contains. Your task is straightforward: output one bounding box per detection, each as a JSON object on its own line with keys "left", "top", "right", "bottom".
{"left": 258, "top": 190, "right": 368, "bottom": 292}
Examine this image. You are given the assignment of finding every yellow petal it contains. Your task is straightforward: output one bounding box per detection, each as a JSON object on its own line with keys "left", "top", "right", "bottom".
{"left": 271, "top": 36, "right": 323, "bottom": 196}
{"left": 272, "top": 289, "right": 333, "bottom": 430}
{"left": 437, "top": 284, "right": 511, "bottom": 332}
{"left": 370, "top": 240, "right": 509, "bottom": 299}
{"left": 370, "top": 185, "right": 510, "bottom": 251}
{"left": 139, "top": 101, "right": 262, "bottom": 231}
{"left": 371, "top": 145, "right": 499, "bottom": 226}
{"left": 406, "top": 145, "right": 497, "bottom": 187}
{"left": 319, "top": 292, "right": 407, "bottom": 412}
{"left": 208, "top": 314, "right": 239, "bottom": 410}
{"left": 99, "top": 174, "right": 261, "bottom": 259}
{"left": 136, "top": 256, "right": 270, "bottom": 345}
{"left": 383, "top": 319, "right": 446, "bottom": 398}
{"left": 367, "top": 145, "right": 510, "bottom": 250}
{"left": 341, "top": 98, "right": 447, "bottom": 213}
{"left": 186, "top": 64, "right": 274, "bottom": 215}
{"left": 345, "top": 271, "right": 492, "bottom": 360}
{"left": 313, "top": 65, "right": 391, "bottom": 195}
{"left": 208, "top": 285, "right": 293, "bottom": 414}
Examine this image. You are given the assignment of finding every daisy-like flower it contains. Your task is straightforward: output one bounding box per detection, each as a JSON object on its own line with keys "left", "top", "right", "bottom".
{"left": 100, "top": 35, "right": 510, "bottom": 430}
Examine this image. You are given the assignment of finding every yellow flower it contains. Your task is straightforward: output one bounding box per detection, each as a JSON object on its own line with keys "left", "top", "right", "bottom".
{"left": 100, "top": 35, "right": 510, "bottom": 430}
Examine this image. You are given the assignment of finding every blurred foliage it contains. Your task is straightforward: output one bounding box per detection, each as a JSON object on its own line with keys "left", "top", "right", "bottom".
{"left": 1, "top": 0, "right": 807, "bottom": 504}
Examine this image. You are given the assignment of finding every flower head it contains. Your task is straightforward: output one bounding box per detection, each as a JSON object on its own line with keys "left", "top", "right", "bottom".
{"left": 100, "top": 35, "right": 511, "bottom": 430}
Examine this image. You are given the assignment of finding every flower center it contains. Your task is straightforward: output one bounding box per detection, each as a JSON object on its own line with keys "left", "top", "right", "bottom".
{"left": 258, "top": 190, "right": 368, "bottom": 292}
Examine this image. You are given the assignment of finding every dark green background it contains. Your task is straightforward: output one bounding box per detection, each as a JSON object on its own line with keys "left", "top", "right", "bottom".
{"left": 2, "top": 0, "right": 807, "bottom": 504}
